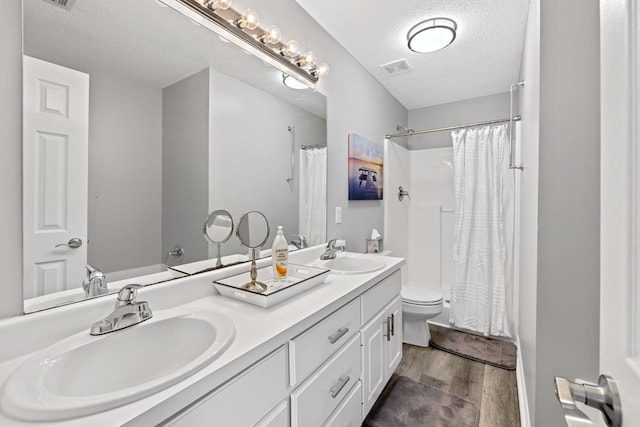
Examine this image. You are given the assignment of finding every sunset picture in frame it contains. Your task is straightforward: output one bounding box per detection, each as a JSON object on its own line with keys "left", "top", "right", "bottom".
{"left": 348, "top": 133, "right": 383, "bottom": 200}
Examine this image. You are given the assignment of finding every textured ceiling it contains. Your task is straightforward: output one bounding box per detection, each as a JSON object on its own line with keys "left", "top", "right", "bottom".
{"left": 23, "top": 0, "right": 325, "bottom": 118}
{"left": 295, "top": 0, "right": 530, "bottom": 110}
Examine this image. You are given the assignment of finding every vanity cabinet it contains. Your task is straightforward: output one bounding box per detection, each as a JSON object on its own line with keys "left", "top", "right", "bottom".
{"left": 162, "top": 269, "right": 402, "bottom": 427}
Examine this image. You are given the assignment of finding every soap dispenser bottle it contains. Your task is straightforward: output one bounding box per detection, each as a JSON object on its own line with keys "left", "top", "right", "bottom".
{"left": 272, "top": 226, "right": 288, "bottom": 279}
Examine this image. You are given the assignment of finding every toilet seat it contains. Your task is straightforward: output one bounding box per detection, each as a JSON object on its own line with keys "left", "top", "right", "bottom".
{"left": 401, "top": 285, "right": 443, "bottom": 306}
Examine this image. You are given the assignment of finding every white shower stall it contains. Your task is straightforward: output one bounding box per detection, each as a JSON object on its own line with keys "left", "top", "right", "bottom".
{"left": 384, "top": 127, "right": 520, "bottom": 335}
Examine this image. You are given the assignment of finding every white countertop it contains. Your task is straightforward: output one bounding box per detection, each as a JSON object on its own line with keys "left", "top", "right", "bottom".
{"left": 0, "top": 247, "right": 404, "bottom": 426}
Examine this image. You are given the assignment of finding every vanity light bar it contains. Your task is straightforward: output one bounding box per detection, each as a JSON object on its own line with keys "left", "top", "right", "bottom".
{"left": 176, "top": 0, "right": 328, "bottom": 87}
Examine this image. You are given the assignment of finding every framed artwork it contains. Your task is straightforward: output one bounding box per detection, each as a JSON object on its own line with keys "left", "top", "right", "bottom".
{"left": 348, "top": 133, "right": 383, "bottom": 200}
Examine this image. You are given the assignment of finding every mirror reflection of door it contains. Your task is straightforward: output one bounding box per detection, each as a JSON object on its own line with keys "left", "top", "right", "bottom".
{"left": 22, "top": 56, "right": 89, "bottom": 299}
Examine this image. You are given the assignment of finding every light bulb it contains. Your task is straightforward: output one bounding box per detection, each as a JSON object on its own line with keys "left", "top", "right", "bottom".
{"left": 260, "top": 25, "right": 282, "bottom": 44}
{"left": 201, "top": 0, "right": 232, "bottom": 10}
{"left": 237, "top": 9, "right": 260, "bottom": 30}
{"left": 281, "top": 40, "right": 300, "bottom": 58}
{"left": 297, "top": 51, "right": 317, "bottom": 67}
{"left": 313, "top": 63, "right": 330, "bottom": 77}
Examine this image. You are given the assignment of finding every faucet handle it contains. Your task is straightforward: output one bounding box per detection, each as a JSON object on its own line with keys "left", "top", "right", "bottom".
{"left": 117, "top": 284, "right": 143, "bottom": 303}
{"left": 85, "top": 264, "right": 105, "bottom": 280}
{"left": 326, "top": 239, "right": 337, "bottom": 249}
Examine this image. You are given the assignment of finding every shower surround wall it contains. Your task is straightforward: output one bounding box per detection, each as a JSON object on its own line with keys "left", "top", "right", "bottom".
{"left": 384, "top": 142, "right": 454, "bottom": 300}
{"left": 407, "top": 148, "right": 455, "bottom": 297}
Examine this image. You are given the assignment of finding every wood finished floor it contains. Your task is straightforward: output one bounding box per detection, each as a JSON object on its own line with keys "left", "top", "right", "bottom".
{"left": 387, "top": 343, "right": 520, "bottom": 427}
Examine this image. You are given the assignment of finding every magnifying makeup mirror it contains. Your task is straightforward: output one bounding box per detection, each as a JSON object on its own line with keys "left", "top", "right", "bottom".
{"left": 236, "top": 211, "right": 270, "bottom": 292}
{"left": 203, "top": 210, "right": 234, "bottom": 268}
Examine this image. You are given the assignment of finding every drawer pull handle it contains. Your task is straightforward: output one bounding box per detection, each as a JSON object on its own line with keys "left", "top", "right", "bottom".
{"left": 328, "top": 327, "right": 349, "bottom": 344}
{"left": 391, "top": 313, "right": 395, "bottom": 336}
{"left": 330, "top": 375, "right": 350, "bottom": 398}
{"left": 385, "top": 317, "right": 391, "bottom": 342}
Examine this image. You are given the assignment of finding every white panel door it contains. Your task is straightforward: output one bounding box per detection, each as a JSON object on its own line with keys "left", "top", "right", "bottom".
{"left": 599, "top": 0, "right": 640, "bottom": 425}
{"left": 22, "top": 56, "right": 89, "bottom": 299}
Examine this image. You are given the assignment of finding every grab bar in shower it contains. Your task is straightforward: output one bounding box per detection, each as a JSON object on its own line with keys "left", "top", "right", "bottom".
{"left": 509, "top": 81, "right": 525, "bottom": 170}
{"left": 287, "top": 125, "right": 295, "bottom": 183}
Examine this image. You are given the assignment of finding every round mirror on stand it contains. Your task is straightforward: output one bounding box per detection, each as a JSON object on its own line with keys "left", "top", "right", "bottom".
{"left": 236, "top": 211, "right": 270, "bottom": 292}
{"left": 203, "top": 210, "right": 234, "bottom": 268}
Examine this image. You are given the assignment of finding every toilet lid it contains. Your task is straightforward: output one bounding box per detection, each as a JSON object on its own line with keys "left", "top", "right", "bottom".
{"left": 401, "top": 285, "right": 443, "bottom": 305}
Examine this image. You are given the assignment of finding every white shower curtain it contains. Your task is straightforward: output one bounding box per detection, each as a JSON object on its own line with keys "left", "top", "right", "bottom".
{"left": 299, "top": 147, "right": 327, "bottom": 246}
{"left": 450, "top": 124, "right": 511, "bottom": 337}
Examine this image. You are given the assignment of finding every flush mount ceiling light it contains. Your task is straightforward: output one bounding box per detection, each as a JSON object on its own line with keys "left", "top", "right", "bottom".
{"left": 282, "top": 74, "right": 308, "bottom": 90}
{"left": 407, "top": 18, "right": 457, "bottom": 53}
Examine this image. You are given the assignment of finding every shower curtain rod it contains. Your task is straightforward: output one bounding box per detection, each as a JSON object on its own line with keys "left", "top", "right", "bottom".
{"left": 384, "top": 115, "right": 521, "bottom": 139}
{"left": 300, "top": 144, "right": 327, "bottom": 149}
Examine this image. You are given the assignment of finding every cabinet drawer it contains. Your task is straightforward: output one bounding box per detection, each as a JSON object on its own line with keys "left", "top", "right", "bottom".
{"left": 167, "top": 346, "right": 287, "bottom": 427}
{"left": 291, "top": 334, "right": 361, "bottom": 427}
{"left": 361, "top": 270, "right": 401, "bottom": 325}
{"left": 323, "top": 380, "right": 362, "bottom": 427}
{"left": 289, "top": 298, "right": 360, "bottom": 385}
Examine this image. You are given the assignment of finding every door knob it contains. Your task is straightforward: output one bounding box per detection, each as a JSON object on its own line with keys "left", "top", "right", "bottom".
{"left": 554, "top": 375, "right": 622, "bottom": 427}
{"left": 54, "top": 238, "right": 83, "bottom": 249}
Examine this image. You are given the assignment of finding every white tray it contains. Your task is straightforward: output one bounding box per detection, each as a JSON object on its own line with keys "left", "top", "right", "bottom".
{"left": 213, "top": 264, "right": 330, "bottom": 308}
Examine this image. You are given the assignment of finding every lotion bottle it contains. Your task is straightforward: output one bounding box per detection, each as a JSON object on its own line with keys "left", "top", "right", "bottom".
{"left": 272, "top": 226, "right": 288, "bottom": 279}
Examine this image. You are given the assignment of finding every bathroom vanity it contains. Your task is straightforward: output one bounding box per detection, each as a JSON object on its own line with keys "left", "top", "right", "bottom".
{"left": 0, "top": 247, "right": 404, "bottom": 426}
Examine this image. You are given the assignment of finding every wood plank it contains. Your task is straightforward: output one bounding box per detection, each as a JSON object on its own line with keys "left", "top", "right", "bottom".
{"left": 392, "top": 341, "right": 519, "bottom": 427}
{"left": 444, "top": 353, "right": 485, "bottom": 406}
{"left": 479, "top": 365, "right": 520, "bottom": 427}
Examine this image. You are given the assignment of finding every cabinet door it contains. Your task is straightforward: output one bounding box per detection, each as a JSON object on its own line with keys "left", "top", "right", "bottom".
{"left": 385, "top": 297, "right": 403, "bottom": 375}
{"left": 361, "top": 308, "right": 388, "bottom": 417}
{"left": 167, "top": 347, "right": 287, "bottom": 427}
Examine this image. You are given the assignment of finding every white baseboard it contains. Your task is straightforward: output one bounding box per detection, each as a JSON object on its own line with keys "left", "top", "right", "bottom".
{"left": 516, "top": 334, "right": 531, "bottom": 427}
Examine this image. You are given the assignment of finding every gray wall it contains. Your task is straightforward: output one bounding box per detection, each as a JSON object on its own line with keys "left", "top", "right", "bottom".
{"left": 88, "top": 71, "right": 162, "bottom": 273}
{"left": 532, "top": 0, "right": 601, "bottom": 425}
{"left": 0, "top": 0, "right": 23, "bottom": 318}
{"left": 162, "top": 68, "right": 211, "bottom": 266}
{"left": 209, "top": 68, "right": 326, "bottom": 256}
{"left": 408, "top": 92, "right": 510, "bottom": 150}
{"left": 322, "top": 54, "right": 407, "bottom": 253}
{"left": 261, "top": 0, "right": 408, "bottom": 253}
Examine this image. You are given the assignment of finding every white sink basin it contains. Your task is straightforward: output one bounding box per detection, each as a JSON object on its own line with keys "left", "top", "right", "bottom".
{"left": 318, "top": 253, "right": 386, "bottom": 275}
{"left": 1, "top": 308, "right": 235, "bottom": 421}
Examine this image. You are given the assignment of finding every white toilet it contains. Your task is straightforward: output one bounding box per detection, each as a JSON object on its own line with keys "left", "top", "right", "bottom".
{"left": 401, "top": 284, "right": 444, "bottom": 347}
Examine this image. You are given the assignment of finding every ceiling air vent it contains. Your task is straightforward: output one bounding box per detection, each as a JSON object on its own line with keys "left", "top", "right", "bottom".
{"left": 380, "top": 59, "right": 412, "bottom": 76}
{"left": 39, "top": 0, "right": 75, "bottom": 11}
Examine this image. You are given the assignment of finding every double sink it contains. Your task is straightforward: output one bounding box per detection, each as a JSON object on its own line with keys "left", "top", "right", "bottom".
{"left": 0, "top": 252, "right": 386, "bottom": 421}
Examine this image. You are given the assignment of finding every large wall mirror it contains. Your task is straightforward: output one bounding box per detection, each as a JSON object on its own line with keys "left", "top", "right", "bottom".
{"left": 22, "top": 0, "right": 327, "bottom": 313}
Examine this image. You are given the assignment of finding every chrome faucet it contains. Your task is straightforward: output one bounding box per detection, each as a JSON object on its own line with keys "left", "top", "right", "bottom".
{"left": 320, "top": 239, "right": 344, "bottom": 260}
{"left": 291, "top": 234, "right": 308, "bottom": 249}
{"left": 90, "top": 284, "right": 153, "bottom": 335}
{"left": 82, "top": 265, "right": 109, "bottom": 297}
